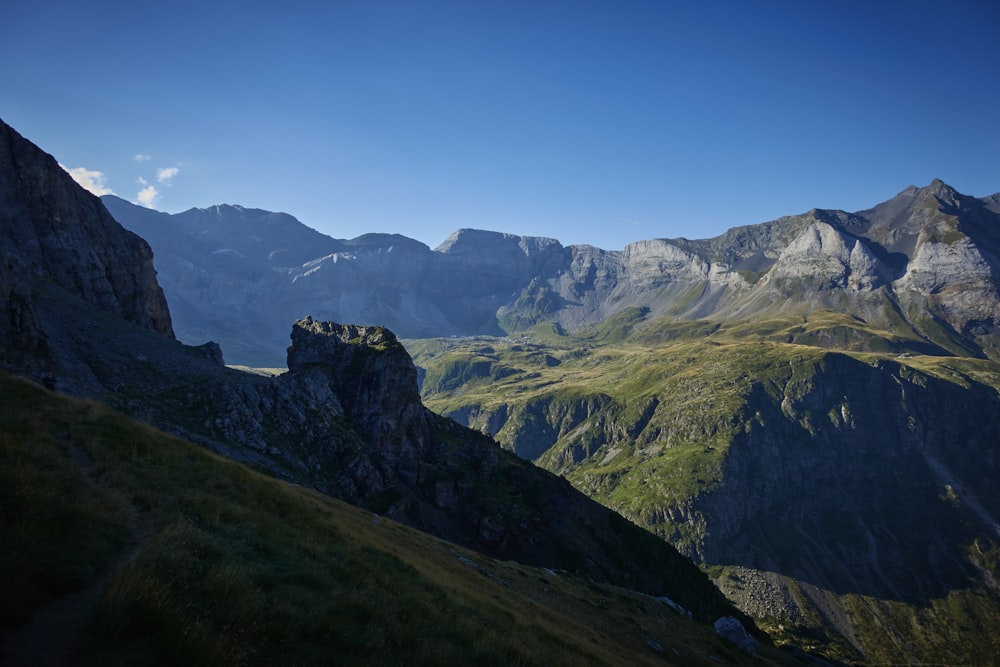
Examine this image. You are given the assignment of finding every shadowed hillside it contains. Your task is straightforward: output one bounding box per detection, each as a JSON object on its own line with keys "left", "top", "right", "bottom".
{"left": 1, "top": 371, "right": 805, "bottom": 666}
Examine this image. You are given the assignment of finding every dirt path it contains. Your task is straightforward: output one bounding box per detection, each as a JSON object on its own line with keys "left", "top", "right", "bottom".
{"left": 2, "top": 513, "right": 152, "bottom": 666}
{"left": 1, "top": 429, "right": 153, "bottom": 667}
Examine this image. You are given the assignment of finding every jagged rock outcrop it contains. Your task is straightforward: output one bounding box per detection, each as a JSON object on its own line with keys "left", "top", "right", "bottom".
{"left": 75, "top": 317, "right": 747, "bottom": 625}
{"left": 286, "top": 317, "right": 430, "bottom": 472}
{"left": 766, "top": 218, "right": 885, "bottom": 290}
{"left": 0, "top": 118, "right": 173, "bottom": 372}
{"left": 714, "top": 617, "right": 759, "bottom": 655}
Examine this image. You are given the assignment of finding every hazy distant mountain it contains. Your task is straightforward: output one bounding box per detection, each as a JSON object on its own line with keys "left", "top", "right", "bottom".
{"left": 104, "top": 196, "right": 566, "bottom": 365}
{"left": 106, "top": 179, "right": 1000, "bottom": 367}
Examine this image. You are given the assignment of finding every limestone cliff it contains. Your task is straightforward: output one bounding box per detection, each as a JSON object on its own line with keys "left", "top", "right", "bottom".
{"left": 0, "top": 118, "right": 173, "bottom": 372}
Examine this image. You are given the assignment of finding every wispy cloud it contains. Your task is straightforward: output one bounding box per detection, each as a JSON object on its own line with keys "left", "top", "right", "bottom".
{"left": 136, "top": 176, "right": 148, "bottom": 186}
{"left": 60, "top": 164, "right": 114, "bottom": 196}
{"left": 136, "top": 185, "right": 160, "bottom": 208}
{"left": 134, "top": 153, "right": 151, "bottom": 162}
{"left": 156, "top": 166, "right": 179, "bottom": 184}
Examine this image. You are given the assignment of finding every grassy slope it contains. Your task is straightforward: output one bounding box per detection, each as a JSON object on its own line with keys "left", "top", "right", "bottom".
{"left": 0, "top": 371, "right": 804, "bottom": 667}
{"left": 409, "top": 311, "right": 1000, "bottom": 664}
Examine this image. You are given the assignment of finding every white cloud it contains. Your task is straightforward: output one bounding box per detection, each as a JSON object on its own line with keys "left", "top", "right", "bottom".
{"left": 136, "top": 176, "right": 148, "bottom": 185}
{"left": 156, "top": 167, "right": 179, "bottom": 184}
{"left": 134, "top": 153, "right": 151, "bottom": 162}
{"left": 59, "top": 164, "right": 114, "bottom": 196}
{"left": 136, "top": 185, "right": 160, "bottom": 208}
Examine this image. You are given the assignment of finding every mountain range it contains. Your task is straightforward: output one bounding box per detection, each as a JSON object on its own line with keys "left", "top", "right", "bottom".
{"left": 104, "top": 179, "right": 1000, "bottom": 368}
{"left": 4, "top": 112, "right": 1000, "bottom": 664}
{"left": 0, "top": 117, "right": 788, "bottom": 664}
{"left": 104, "top": 174, "right": 1000, "bottom": 664}
{"left": 103, "top": 172, "right": 1000, "bottom": 664}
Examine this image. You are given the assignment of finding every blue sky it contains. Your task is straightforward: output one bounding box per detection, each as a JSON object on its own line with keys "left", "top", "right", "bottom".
{"left": 3, "top": 1, "right": 998, "bottom": 250}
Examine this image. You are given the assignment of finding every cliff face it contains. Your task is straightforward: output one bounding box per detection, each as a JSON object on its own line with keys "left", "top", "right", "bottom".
{"left": 0, "top": 119, "right": 173, "bottom": 370}
{"left": 527, "top": 181, "right": 1000, "bottom": 358}
{"left": 285, "top": 317, "right": 431, "bottom": 475}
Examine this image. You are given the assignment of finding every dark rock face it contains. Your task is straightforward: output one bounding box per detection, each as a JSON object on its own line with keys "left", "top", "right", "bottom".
{"left": 286, "top": 317, "right": 430, "bottom": 472}
{"left": 0, "top": 118, "right": 173, "bottom": 370}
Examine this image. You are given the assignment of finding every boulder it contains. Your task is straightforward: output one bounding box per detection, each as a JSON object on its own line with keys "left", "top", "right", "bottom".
{"left": 713, "top": 616, "right": 758, "bottom": 655}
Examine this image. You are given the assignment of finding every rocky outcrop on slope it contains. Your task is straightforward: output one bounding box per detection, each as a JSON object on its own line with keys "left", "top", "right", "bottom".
{"left": 0, "top": 118, "right": 173, "bottom": 371}
{"left": 765, "top": 218, "right": 889, "bottom": 290}
{"left": 286, "top": 317, "right": 430, "bottom": 472}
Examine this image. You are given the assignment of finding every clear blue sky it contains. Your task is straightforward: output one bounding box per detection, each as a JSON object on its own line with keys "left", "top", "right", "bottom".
{"left": 3, "top": 0, "right": 998, "bottom": 250}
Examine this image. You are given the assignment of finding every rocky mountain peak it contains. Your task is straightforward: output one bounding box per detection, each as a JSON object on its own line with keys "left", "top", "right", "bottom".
{"left": 875, "top": 178, "right": 961, "bottom": 218}
{"left": 913, "top": 178, "right": 961, "bottom": 211}
{"left": 435, "top": 228, "right": 517, "bottom": 253}
{"left": 892, "top": 178, "right": 954, "bottom": 202}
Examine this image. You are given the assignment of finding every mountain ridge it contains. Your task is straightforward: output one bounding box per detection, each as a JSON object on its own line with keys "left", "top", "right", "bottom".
{"left": 105, "top": 179, "right": 1000, "bottom": 366}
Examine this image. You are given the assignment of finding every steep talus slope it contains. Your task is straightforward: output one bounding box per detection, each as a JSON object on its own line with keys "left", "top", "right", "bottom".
{"left": 413, "top": 328, "right": 1000, "bottom": 664}
{"left": 0, "top": 121, "right": 172, "bottom": 372}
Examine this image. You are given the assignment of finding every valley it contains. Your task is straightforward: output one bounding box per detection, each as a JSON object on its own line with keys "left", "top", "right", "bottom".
{"left": 409, "top": 312, "right": 1000, "bottom": 663}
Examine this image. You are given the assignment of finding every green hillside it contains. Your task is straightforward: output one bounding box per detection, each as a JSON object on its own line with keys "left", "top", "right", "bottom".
{"left": 0, "top": 371, "right": 805, "bottom": 666}
{"left": 410, "top": 312, "right": 1000, "bottom": 664}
